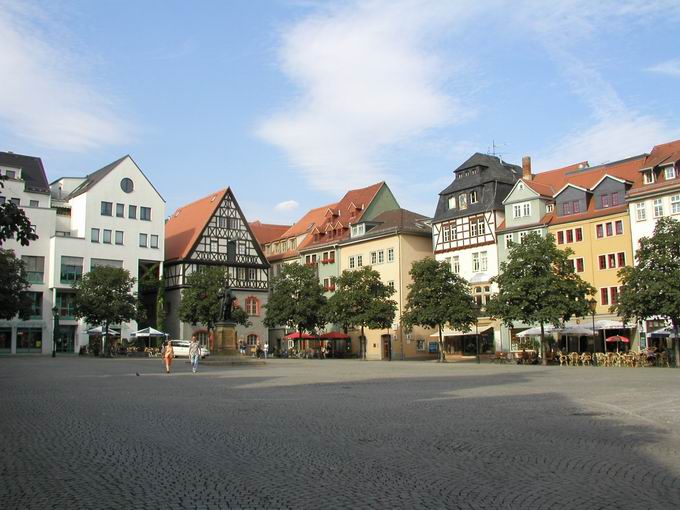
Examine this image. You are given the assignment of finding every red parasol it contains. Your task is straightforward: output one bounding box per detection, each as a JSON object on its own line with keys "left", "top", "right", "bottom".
{"left": 320, "top": 331, "right": 350, "bottom": 339}
{"left": 283, "top": 331, "right": 317, "bottom": 339}
{"left": 606, "top": 335, "right": 630, "bottom": 343}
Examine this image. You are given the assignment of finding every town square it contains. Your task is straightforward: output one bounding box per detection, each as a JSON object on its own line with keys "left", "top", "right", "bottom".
{"left": 1, "top": 1, "right": 680, "bottom": 509}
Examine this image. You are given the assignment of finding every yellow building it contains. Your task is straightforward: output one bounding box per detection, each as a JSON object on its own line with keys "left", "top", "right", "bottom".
{"left": 337, "top": 209, "right": 435, "bottom": 360}
{"left": 546, "top": 155, "right": 646, "bottom": 350}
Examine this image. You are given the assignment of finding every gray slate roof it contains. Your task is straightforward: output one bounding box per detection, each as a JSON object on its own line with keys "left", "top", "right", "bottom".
{"left": 433, "top": 153, "right": 521, "bottom": 223}
{"left": 0, "top": 152, "right": 50, "bottom": 194}
{"left": 68, "top": 155, "right": 129, "bottom": 198}
{"left": 340, "top": 208, "right": 431, "bottom": 245}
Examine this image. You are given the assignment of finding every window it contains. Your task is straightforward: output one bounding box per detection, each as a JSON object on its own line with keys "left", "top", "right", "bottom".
{"left": 56, "top": 291, "right": 76, "bottom": 319}
{"left": 28, "top": 292, "right": 42, "bottom": 319}
{"left": 139, "top": 233, "right": 148, "bottom": 247}
{"left": 140, "top": 207, "right": 151, "bottom": 221}
{"left": 349, "top": 256, "right": 355, "bottom": 269}
{"left": 611, "top": 192, "right": 620, "bottom": 206}
{"left": 572, "top": 200, "right": 580, "bottom": 214}
{"left": 557, "top": 231, "right": 564, "bottom": 244}
{"left": 90, "top": 259, "right": 123, "bottom": 269}
{"left": 643, "top": 170, "right": 654, "bottom": 184}
{"left": 443, "top": 225, "right": 450, "bottom": 242}
{"left": 451, "top": 256, "right": 460, "bottom": 274}
{"left": 672, "top": 195, "right": 680, "bottom": 214}
{"left": 575, "top": 227, "right": 583, "bottom": 242}
{"left": 60, "top": 256, "right": 83, "bottom": 284}
{"left": 605, "top": 223, "right": 613, "bottom": 236}
{"left": 387, "top": 281, "right": 395, "bottom": 290}
{"left": 22, "top": 256, "right": 44, "bottom": 283}
{"left": 128, "top": 205, "right": 137, "bottom": 219}
{"left": 576, "top": 258, "right": 584, "bottom": 273}
{"left": 248, "top": 268, "right": 257, "bottom": 280}
{"left": 116, "top": 203, "right": 124, "bottom": 217}
{"left": 371, "top": 251, "right": 378, "bottom": 264}
{"left": 120, "top": 178, "right": 134, "bottom": 193}
{"left": 351, "top": 224, "right": 365, "bottom": 237}
{"left": 103, "top": 229, "right": 112, "bottom": 244}
{"left": 472, "top": 253, "right": 480, "bottom": 272}
{"left": 357, "top": 255, "right": 363, "bottom": 267}
{"left": 448, "top": 196, "right": 456, "bottom": 210}
{"left": 91, "top": 228, "right": 100, "bottom": 243}
{"left": 101, "top": 201, "right": 113, "bottom": 216}
{"left": 600, "top": 288, "right": 609, "bottom": 306}
{"left": 505, "top": 234, "right": 513, "bottom": 248}
{"left": 115, "top": 231, "right": 124, "bottom": 245}
{"left": 519, "top": 231, "right": 528, "bottom": 243}
{"left": 387, "top": 248, "right": 394, "bottom": 262}
{"left": 459, "top": 193, "right": 467, "bottom": 210}
{"left": 245, "top": 297, "right": 259, "bottom": 316}
{"left": 599, "top": 255, "right": 606, "bottom": 270}
{"left": 562, "top": 202, "right": 572, "bottom": 215}
{"left": 636, "top": 202, "right": 647, "bottom": 221}
{"left": 601, "top": 194, "right": 610, "bottom": 208}
{"left": 653, "top": 198, "right": 664, "bottom": 218}
{"left": 566, "top": 230, "right": 573, "bottom": 243}
{"left": 513, "top": 204, "right": 522, "bottom": 218}
{"left": 523, "top": 202, "right": 531, "bottom": 217}
{"left": 470, "top": 217, "right": 485, "bottom": 237}
{"left": 617, "top": 252, "right": 626, "bottom": 267}
{"left": 546, "top": 203, "right": 554, "bottom": 213}
{"left": 5, "top": 169, "right": 16, "bottom": 179}
{"left": 377, "top": 250, "right": 385, "bottom": 264}
{"left": 29, "top": 200, "right": 39, "bottom": 207}
{"left": 615, "top": 220, "right": 623, "bottom": 235}
{"left": 470, "top": 190, "right": 478, "bottom": 204}
{"left": 608, "top": 253, "right": 616, "bottom": 268}
{"left": 150, "top": 235, "right": 158, "bottom": 249}
{"left": 665, "top": 165, "right": 676, "bottom": 180}
{"left": 610, "top": 287, "right": 619, "bottom": 305}
{"left": 480, "top": 251, "right": 488, "bottom": 272}
{"left": 451, "top": 220, "right": 458, "bottom": 240}
{"left": 247, "top": 334, "right": 258, "bottom": 346}
{"left": 416, "top": 339, "right": 425, "bottom": 351}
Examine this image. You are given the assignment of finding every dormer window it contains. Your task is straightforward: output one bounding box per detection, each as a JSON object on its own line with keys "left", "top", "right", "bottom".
{"left": 4, "top": 169, "right": 16, "bottom": 179}
{"left": 448, "top": 196, "right": 456, "bottom": 210}
{"left": 665, "top": 165, "right": 676, "bottom": 180}
{"left": 351, "top": 224, "right": 365, "bottom": 238}
{"left": 459, "top": 193, "right": 467, "bottom": 210}
{"left": 470, "top": 190, "right": 478, "bottom": 204}
{"left": 546, "top": 204, "right": 554, "bottom": 213}
{"left": 643, "top": 170, "right": 655, "bottom": 185}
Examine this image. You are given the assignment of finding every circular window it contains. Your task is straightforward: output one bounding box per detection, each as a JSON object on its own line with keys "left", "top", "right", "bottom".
{"left": 120, "top": 178, "right": 134, "bottom": 193}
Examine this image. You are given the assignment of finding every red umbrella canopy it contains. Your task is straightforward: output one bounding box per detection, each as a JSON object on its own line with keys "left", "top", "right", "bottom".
{"left": 320, "top": 331, "right": 350, "bottom": 339}
{"left": 283, "top": 331, "right": 317, "bottom": 339}
{"left": 606, "top": 335, "right": 630, "bottom": 343}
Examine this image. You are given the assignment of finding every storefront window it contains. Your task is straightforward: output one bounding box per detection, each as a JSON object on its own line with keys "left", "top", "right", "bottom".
{"left": 16, "top": 327, "right": 42, "bottom": 353}
{"left": 0, "top": 328, "right": 11, "bottom": 352}
{"left": 28, "top": 292, "right": 42, "bottom": 319}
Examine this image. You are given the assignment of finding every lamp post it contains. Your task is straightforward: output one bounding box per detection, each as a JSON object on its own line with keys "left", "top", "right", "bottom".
{"left": 52, "top": 306, "right": 59, "bottom": 358}
{"left": 587, "top": 298, "right": 597, "bottom": 351}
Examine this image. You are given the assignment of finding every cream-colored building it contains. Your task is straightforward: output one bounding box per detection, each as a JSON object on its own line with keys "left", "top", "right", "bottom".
{"left": 337, "top": 209, "right": 435, "bottom": 360}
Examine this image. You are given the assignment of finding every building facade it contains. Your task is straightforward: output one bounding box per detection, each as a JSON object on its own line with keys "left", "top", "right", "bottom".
{"left": 164, "top": 188, "right": 270, "bottom": 350}
{"left": 0, "top": 152, "right": 165, "bottom": 354}
{"left": 432, "top": 153, "right": 521, "bottom": 354}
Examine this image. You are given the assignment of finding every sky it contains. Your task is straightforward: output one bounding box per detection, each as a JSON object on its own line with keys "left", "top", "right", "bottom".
{"left": 1, "top": 0, "right": 680, "bottom": 225}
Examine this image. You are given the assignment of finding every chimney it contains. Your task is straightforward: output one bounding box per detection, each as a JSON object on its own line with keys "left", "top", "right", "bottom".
{"left": 522, "top": 155, "right": 532, "bottom": 180}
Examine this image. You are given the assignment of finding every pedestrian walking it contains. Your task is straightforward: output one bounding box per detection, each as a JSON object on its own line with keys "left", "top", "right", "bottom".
{"left": 189, "top": 335, "right": 201, "bottom": 373}
{"left": 162, "top": 339, "right": 174, "bottom": 373}
{"left": 264, "top": 342, "right": 269, "bottom": 359}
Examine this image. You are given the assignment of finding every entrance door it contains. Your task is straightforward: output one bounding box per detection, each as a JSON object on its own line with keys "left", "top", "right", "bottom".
{"left": 381, "top": 334, "right": 392, "bottom": 360}
{"left": 57, "top": 325, "right": 76, "bottom": 352}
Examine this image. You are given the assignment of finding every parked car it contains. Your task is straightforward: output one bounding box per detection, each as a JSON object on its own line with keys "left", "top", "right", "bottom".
{"left": 169, "top": 340, "right": 210, "bottom": 358}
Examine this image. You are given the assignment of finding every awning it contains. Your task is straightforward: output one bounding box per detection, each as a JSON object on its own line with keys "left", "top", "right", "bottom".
{"left": 593, "top": 319, "right": 627, "bottom": 330}
{"left": 430, "top": 327, "right": 491, "bottom": 338}
{"left": 130, "top": 327, "right": 167, "bottom": 337}
{"left": 87, "top": 326, "right": 120, "bottom": 336}
{"left": 651, "top": 326, "right": 679, "bottom": 338}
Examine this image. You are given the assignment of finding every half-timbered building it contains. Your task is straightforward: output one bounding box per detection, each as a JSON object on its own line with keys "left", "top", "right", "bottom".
{"left": 164, "top": 188, "right": 270, "bottom": 349}
{"left": 432, "top": 153, "right": 521, "bottom": 355}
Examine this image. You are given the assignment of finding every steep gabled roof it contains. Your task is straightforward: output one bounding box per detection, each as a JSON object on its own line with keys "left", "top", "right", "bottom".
{"left": 641, "top": 139, "right": 680, "bottom": 169}
{"left": 0, "top": 151, "right": 50, "bottom": 193}
{"left": 165, "top": 188, "right": 227, "bottom": 261}
{"left": 248, "top": 221, "right": 290, "bottom": 246}
{"left": 278, "top": 202, "right": 338, "bottom": 240}
{"left": 341, "top": 208, "right": 431, "bottom": 242}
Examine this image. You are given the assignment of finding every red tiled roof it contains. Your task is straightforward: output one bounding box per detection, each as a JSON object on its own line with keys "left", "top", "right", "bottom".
{"left": 643, "top": 139, "right": 680, "bottom": 169}
{"left": 278, "top": 203, "right": 338, "bottom": 240}
{"left": 165, "top": 188, "right": 228, "bottom": 262}
{"left": 249, "top": 221, "right": 290, "bottom": 246}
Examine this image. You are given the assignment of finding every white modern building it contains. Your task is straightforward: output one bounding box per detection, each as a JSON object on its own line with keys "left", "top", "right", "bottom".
{"left": 0, "top": 152, "right": 165, "bottom": 355}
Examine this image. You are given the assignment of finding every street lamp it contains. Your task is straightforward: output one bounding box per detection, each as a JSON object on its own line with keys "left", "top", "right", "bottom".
{"left": 587, "top": 298, "right": 597, "bottom": 351}
{"left": 52, "top": 306, "right": 59, "bottom": 358}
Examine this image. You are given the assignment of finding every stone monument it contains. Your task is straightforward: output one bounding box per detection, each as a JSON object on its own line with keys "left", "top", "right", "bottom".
{"left": 214, "top": 287, "right": 238, "bottom": 355}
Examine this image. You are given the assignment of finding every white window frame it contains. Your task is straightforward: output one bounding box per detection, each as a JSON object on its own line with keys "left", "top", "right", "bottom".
{"left": 370, "top": 251, "right": 378, "bottom": 264}
{"left": 504, "top": 233, "right": 512, "bottom": 248}
{"left": 377, "top": 250, "right": 384, "bottom": 264}
{"left": 671, "top": 195, "right": 680, "bottom": 215}
{"left": 448, "top": 196, "right": 456, "bottom": 210}
{"left": 451, "top": 256, "right": 460, "bottom": 274}
{"left": 459, "top": 193, "right": 467, "bottom": 210}
{"left": 643, "top": 170, "right": 655, "bottom": 185}
{"left": 349, "top": 256, "right": 355, "bottom": 269}
{"left": 387, "top": 248, "right": 395, "bottom": 262}
{"left": 664, "top": 165, "right": 676, "bottom": 180}
{"left": 522, "top": 202, "right": 531, "bottom": 217}
{"left": 513, "top": 204, "right": 521, "bottom": 219}
{"left": 480, "top": 251, "right": 488, "bottom": 272}
{"left": 635, "top": 202, "right": 647, "bottom": 221}
{"left": 519, "top": 231, "right": 528, "bottom": 243}
{"left": 357, "top": 255, "right": 363, "bottom": 267}
{"left": 472, "top": 253, "right": 480, "bottom": 272}
{"left": 443, "top": 225, "right": 450, "bottom": 242}
{"left": 653, "top": 198, "right": 664, "bottom": 218}
{"left": 470, "top": 190, "right": 478, "bottom": 204}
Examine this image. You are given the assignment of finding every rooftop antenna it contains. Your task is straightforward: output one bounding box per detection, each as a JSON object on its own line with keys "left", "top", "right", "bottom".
{"left": 487, "top": 140, "right": 510, "bottom": 161}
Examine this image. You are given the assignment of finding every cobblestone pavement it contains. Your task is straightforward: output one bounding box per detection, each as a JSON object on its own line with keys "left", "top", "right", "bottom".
{"left": 2, "top": 357, "right": 680, "bottom": 509}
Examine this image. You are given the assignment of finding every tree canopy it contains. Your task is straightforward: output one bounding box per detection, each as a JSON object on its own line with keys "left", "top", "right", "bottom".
{"left": 263, "top": 263, "right": 326, "bottom": 338}
{"left": 73, "top": 266, "right": 144, "bottom": 354}
{"left": 614, "top": 217, "right": 680, "bottom": 367}
{"left": 0, "top": 177, "right": 37, "bottom": 247}
{"left": 179, "top": 266, "right": 251, "bottom": 331}
{"left": 326, "top": 266, "right": 397, "bottom": 359}
{"left": 0, "top": 249, "right": 32, "bottom": 320}
{"left": 486, "top": 232, "right": 595, "bottom": 365}
{"left": 401, "top": 258, "right": 477, "bottom": 362}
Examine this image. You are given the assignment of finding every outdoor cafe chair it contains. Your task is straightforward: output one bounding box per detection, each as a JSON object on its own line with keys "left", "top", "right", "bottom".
{"left": 568, "top": 352, "right": 580, "bottom": 366}
{"left": 557, "top": 351, "right": 568, "bottom": 366}
{"left": 580, "top": 353, "right": 592, "bottom": 366}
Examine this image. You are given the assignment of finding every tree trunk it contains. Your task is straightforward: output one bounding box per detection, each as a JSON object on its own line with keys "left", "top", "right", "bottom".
{"left": 673, "top": 318, "right": 679, "bottom": 369}
{"left": 540, "top": 322, "right": 547, "bottom": 366}
{"left": 438, "top": 324, "right": 445, "bottom": 363}
{"left": 361, "top": 325, "right": 366, "bottom": 360}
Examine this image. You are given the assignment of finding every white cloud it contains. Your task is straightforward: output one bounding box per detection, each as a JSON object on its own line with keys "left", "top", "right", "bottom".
{"left": 274, "top": 200, "right": 299, "bottom": 212}
{"left": 257, "top": 0, "right": 479, "bottom": 192}
{"left": 0, "top": 2, "right": 129, "bottom": 151}
{"left": 647, "top": 58, "right": 680, "bottom": 77}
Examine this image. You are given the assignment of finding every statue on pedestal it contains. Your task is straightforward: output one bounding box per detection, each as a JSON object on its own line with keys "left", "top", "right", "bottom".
{"left": 217, "top": 286, "right": 236, "bottom": 323}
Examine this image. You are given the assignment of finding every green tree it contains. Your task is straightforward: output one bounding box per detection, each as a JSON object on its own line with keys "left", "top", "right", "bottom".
{"left": 73, "top": 266, "right": 144, "bottom": 355}
{"left": 179, "top": 266, "right": 251, "bottom": 336}
{"left": 614, "top": 217, "right": 680, "bottom": 367}
{"left": 0, "top": 177, "right": 37, "bottom": 247}
{"left": 156, "top": 281, "right": 167, "bottom": 332}
{"left": 263, "top": 263, "right": 326, "bottom": 341}
{"left": 326, "top": 266, "right": 397, "bottom": 360}
{"left": 486, "top": 232, "right": 595, "bottom": 365}
{"left": 402, "top": 258, "right": 477, "bottom": 362}
{"left": 0, "top": 249, "right": 33, "bottom": 320}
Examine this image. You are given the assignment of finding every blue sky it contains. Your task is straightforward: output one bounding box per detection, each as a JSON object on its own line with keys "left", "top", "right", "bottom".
{"left": 1, "top": 0, "right": 679, "bottom": 224}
